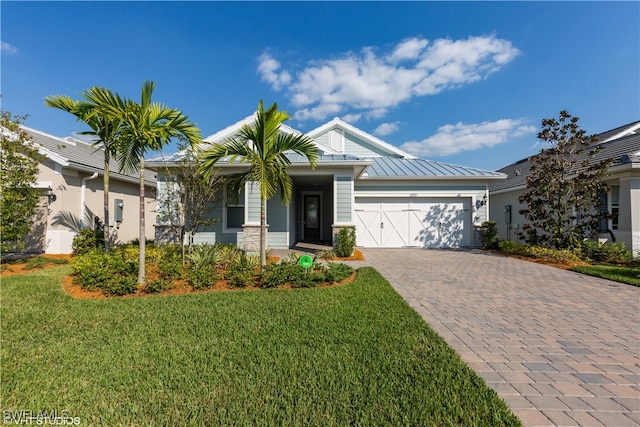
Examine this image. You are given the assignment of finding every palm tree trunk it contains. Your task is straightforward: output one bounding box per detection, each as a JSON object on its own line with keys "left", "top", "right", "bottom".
{"left": 138, "top": 155, "right": 146, "bottom": 285}
{"left": 260, "top": 196, "right": 266, "bottom": 269}
{"left": 103, "top": 154, "right": 110, "bottom": 250}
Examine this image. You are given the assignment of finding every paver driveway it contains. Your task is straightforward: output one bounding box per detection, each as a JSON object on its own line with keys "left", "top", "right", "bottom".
{"left": 349, "top": 249, "right": 640, "bottom": 427}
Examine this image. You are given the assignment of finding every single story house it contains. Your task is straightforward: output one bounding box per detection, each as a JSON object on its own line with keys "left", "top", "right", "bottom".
{"left": 149, "top": 114, "right": 505, "bottom": 251}
{"left": 489, "top": 121, "right": 640, "bottom": 256}
{"left": 16, "top": 126, "right": 157, "bottom": 254}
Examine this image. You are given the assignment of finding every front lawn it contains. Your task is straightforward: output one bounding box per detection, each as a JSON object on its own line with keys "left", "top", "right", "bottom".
{"left": 571, "top": 264, "right": 640, "bottom": 286}
{"left": 1, "top": 266, "right": 520, "bottom": 426}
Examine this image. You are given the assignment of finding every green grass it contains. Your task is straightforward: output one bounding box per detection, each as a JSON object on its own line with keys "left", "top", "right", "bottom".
{"left": 1, "top": 266, "right": 520, "bottom": 426}
{"left": 571, "top": 264, "right": 640, "bottom": 286}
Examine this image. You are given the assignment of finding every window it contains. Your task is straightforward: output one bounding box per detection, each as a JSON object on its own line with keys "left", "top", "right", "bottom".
{"left": 598, "top": 192, "right": 608, "bottom": 232}
{"left": 225, "top": 185, "right": 245, "bottom": 230}
{"left": 611, "top": 185, "right": 620, "bottom": 230}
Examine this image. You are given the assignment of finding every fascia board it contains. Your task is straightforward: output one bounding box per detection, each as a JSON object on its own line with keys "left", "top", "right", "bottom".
{"left": 358, "top": 174, "right": 505, "bottom": 181}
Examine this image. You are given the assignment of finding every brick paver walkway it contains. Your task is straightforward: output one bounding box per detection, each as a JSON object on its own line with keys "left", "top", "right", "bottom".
{"left": 347, "top": 249, "right": 640, "bottom": 427}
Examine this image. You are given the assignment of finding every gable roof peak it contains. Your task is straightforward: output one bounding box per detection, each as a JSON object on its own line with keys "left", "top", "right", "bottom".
{"left": 307, "top": 117, "right": 417, "bottom": 159}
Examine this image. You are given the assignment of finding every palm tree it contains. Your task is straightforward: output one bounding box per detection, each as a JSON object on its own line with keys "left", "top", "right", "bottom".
{"left": 198, "top": 100, "right": 319, "bottom": 268}
{"left": 44, "top": 88, "right": 124, "bottom": 250}
{"left": 102, "top": 81, "right": 202, "bottom": 284}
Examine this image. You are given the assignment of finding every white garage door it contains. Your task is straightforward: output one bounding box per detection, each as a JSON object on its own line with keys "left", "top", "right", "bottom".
{"left": 354, "top": 198, "right": 470, "bottom": 248}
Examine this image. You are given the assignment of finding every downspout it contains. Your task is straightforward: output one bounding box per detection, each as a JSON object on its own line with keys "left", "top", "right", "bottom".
{"left": 81, "top": 173, "right": 99, "bottom": 228}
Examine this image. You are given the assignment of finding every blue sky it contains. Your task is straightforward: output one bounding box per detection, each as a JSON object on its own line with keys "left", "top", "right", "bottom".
{"left": 2, "top": 1, "right": 638, "bottom": 170}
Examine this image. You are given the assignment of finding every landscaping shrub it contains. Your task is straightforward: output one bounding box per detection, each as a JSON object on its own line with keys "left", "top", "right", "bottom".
{"left": 498, "top": 240, "right": 529, "bottom": 256}
{"left": 188, "top": 244, "right": 223, "bottom": 268}
{"left": 527, "top": 246, "right": 582, "bottom": 263}
{"left": 227, "top": 255, "right": 257, "bottom": 287}
{"left": 145, "top": 278, "right": 172, "bottom": 293}
{"left": 335, "top": 227, "right": 356, "bottom": 257}
{"left": 188, "top": 265, "right": 217, "bottom": 289}
{"left": 292, "top": 271, "right": 324, "bottom": 288}
{"left": 216, "top": 244, "right": 243, "bottom": 269}
{"left": 325, "top": 262, "right": 354, "bottom": 283}
{"left": 479, "top": 221, "right": 500, "bottom": 249}
{"left": 317, "top": 249, "right": 337, "bottom": 259}
{"left": 498, "top": 240, "right": 582, "bottom": 263}
{"left": 580, "top": 241, "right": 633, "bottom": 264}
{"left": 260, "top": 262, "right": 301, "bottom": 288}
{"left": 70, "top": 249, "right": 137, "bottom": 295}
{"left": 105, "top": 275, "right": 138, "bottom": 296}
{"left": 72, "top": 229, "right": 104, "bottom": 255}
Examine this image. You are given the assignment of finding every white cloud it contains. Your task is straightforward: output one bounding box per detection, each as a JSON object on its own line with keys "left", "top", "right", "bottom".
{"left": 374, "top": 121, "right": 401, "bottom": 136}
{"left": 342, "top": 113, "right": 362, "bottom": 123}
{"left": 257, "top": 53, "right": 291, "bottom": 91}
{"left": 257, "top": 35, "right": 520, "bottom": 122}
{"left": 387, "top": 37, "right": 429, "bottom": 63}
{"left": 400, "top": 119, "right": 536, "bottom": 157}
{"left": 1, "top": 41, "right": 18, "bottom": 55}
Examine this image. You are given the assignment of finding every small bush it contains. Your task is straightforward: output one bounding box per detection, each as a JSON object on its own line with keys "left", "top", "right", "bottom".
{"left": 335, "top": 227, "right": 356, "bottom": 258}
{"left": 325, "top": 262, "right": 354, "bottom": 283}
{"left": 260, "top": 262, "right": 302, "bottom": 288}
{"left": 498, "top": 240, "right": 529, "bottom": 256}
{"left": 105, "top": 275, "right": 138, "bottom": 296}
{"left": 580, "top": 241, "right": 633, "bottom": 264}
{"left": 317, "top": 249, "right": 337, "bottom": 260}
{"left": 189, "top": 244, "right": 223, "bottom": 269}
{"left": 227, "top": 255, "right": 257, "bottom": 288}
{"left": 72, "top": 229, "right": 104, "bottom": 255}
{"left": 292, "top": 271, "right": 324, "bottom": 288}
{"left": 479, "top": 221, "right": 500, "bottom": 249}
{"left": 498, "top": 241, "right": 582, "bottom": 263}
{"left": 158, "top": 258, "right": 183, "bottom": 281}
{"left": 188, "top": 265, "right": 217, "bottom": 290}
{"left": 145, "top": 278, "right": 172, "bottom": 293}
{"left": 70, "top": 249, "right": 137, "bottom": 295}
{"left": 527, "top": 246, "right": 582, "bottom": 263}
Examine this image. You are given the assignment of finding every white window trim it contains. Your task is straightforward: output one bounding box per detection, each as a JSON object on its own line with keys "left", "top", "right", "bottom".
{"left": 223, "top": 183, "right": 245, "bottom": 233}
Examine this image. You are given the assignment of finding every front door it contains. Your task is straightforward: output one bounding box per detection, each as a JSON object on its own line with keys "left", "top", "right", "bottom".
{"left": 303, "top": 195, "right": 320, "bottom": 241}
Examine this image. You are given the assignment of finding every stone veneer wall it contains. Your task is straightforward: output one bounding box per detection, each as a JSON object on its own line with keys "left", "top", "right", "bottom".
{"left": 242, "top": 224, "right": 263, "bottom": 253}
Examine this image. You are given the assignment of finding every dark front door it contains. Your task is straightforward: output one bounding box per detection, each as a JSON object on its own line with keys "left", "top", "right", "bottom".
{"left": 303, "top": 195, "right": 320, "bottom": 241}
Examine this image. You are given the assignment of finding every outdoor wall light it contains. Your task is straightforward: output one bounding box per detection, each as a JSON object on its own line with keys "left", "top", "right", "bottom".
{"left": 47, "top": 186, "right": 57, "bottom": 203}
{"left": 479, "top": 194, "right": 487, "bottom": 206}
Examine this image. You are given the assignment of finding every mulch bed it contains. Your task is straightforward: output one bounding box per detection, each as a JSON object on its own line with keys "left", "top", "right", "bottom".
{"left": 2, "top": 253, "right": 360, "bottom": 299}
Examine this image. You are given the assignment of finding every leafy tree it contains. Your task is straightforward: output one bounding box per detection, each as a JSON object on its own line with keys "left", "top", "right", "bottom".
{"left": 519, "top": 110, "right": 611, "bottom": 249}
{"left": 198, "top": 100, "right": 319, "bottom": 268}
{"left": 156, "top": 145, "right": 223, "bottom": 263}
{"left": 100, "top": 81, "right": 202, "bottom": 284}
{"left": 45, "top": 88, "right": 123, "bottom": 250}
{"left": 0, "top": 111, "right": 43, "bottom": 252}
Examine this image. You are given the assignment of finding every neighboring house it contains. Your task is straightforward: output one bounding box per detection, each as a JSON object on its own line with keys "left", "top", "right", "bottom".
{"left": 149, "top": 115, "right": 505, "bottom": 251}
{"left": 489, "top": 121, "right": 640, "bottom": 256}
{"left": 17, "top": 126, "right": 156, "bottom": 254}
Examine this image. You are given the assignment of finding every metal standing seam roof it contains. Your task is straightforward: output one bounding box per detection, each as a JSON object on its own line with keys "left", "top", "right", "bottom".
{"left": 363, "top": 156, "right": 505, "bottom": 178}
{"left": 148, "top": 151, "right": 367, "bottom": 166}
{"left": 23, "top": 126, "right": 156, "bottom": 186}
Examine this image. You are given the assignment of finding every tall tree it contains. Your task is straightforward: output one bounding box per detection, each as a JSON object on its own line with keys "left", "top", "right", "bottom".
{"left": 44, "top": 88, "right": 124, "bottom": 250}
{"left": 519, "top": 110, "right": 611, "bottom": 249}
{"left": 0, "top": 111, "right": 43, "bottom": 252}
{"left": 102, "top": 81, "right": 202, "bottom": 284}
{"left": 198, "top": 100, "right": 319, "bottom": 268}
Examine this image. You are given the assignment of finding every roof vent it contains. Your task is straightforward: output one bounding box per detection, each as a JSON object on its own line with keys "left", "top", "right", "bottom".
{"left": 514, "top": 169, "right": 521, "bottom": 176}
